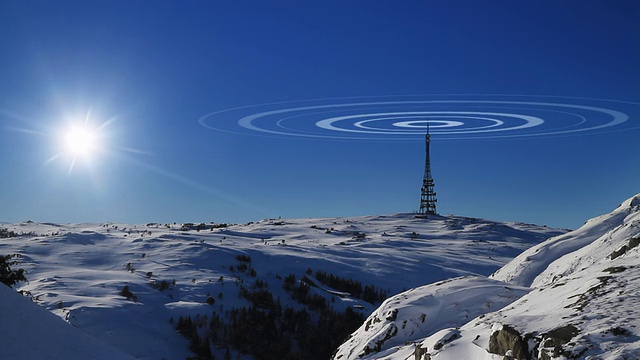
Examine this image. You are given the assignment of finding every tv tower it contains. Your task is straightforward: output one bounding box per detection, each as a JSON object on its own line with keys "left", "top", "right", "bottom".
{"left": 418, "top": 125, "right": 437, "bottom": 216}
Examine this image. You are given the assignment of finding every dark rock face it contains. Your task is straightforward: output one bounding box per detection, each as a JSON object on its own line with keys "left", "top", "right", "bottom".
{"left": 610, "top": 236, "right": 640, "bottom": 260}
{"left": 413, "top": 330, "right": 459, "bottom": 360}
{"left": 489, "top": 325, "right": 530, "bottom": 360}
{"left": 538, "top": 325, "right": 579, "bottom": 360}
{"left": 414, "top": 345, "right": 429, "bottom": 360}
{"left": 363, "top": 325, "right": 398, "bottom": 355}
{"left": 433, "top": 331, "right": 459, "bottom": 350}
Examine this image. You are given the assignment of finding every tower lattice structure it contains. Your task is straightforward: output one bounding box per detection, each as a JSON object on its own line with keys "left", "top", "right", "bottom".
{"left": 419, "top": 128, "right": 437, "bottom": 216}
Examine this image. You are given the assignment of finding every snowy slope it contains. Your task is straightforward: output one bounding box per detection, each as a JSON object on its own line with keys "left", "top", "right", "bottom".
{"left": 0, "top": 214, "right": 563, "bottom": 359}
{"left": 333, "top": 276, "right": 530, "bottom": 360}
{"left": 489, "top": 195, "right": 636, "bottom": 287}
{"left": 0, "top": 283, "right": 135, "bottom": 360}
{"left": 337, "top": 194, "right": 640, "bottom": 360}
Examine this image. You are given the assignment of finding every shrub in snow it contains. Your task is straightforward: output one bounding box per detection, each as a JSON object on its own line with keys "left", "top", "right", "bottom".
{"left": 119, "top": 285, "right": 137, "bottom": 302}
{"left": 235, "top": 254, "right": 252, "bottom": 263}
{"left": 150, "top": 279, "right": 174, "bottom": 291}
{"left": 0, "top": 254, "right": 27, "bottom": 288}
{"left": 0, "top": 228, "right": 18, "bottom": 238}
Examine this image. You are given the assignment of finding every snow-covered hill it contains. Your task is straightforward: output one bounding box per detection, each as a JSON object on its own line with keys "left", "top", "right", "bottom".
{"left": 0, "top": 213, "right": 563, "bottom": 359}
{"left": 0, "top": 282, "right": 135, "bottom": 360}
{"left": 335, "top": 194, "right": 640, "bottom": 360}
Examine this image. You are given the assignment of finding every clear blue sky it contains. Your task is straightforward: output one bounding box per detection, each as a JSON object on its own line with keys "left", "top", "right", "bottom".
{"left": 1, "top": 1, "right": 638, "bottom": 229}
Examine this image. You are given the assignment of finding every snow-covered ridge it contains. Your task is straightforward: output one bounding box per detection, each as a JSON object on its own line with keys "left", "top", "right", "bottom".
{"left": 491, "top": 194, "right": 640, "bottom": 287}
{"left": 333, "top": 276, "right": 530, "bottom": 360}
{"left": 336, "top": 193, "right": 640, "bottom": 360}
{"left": 0, "top": 213, "right": 563, "bottom": 359}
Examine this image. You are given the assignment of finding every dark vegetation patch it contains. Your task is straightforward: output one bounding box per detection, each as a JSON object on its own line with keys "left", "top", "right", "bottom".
{"left": 177, "top": 292, "right": 365, "bottom": 360}
{"left": 314, "top": 270, "right": 387, "bottom": 304}
{"left": 119, "top": 285, "right": 137, "bottom": 302}
{"left": 0, "top": 228, "right": 35, "bottom": 238}
{"left": 173, "top": 267, "right": 386, "bottom": 360}
{"left": 0, "top": 254, "right": 27, "bottom": 288}
{"left": 180, "top": 222, "right": 229, "bottom": 232}
{"left": 231, "top": 255, "right": 257, "bottom": 277}
{"left": 234, "top": 254, "right": 251, "bottom": 263}
{"left": 150, "top": 279, "right": 175, "bottom": 292}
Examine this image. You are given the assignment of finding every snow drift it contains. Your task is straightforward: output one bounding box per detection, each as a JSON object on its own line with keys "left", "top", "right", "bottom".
{"left": 0, "top": 283, "right": 135, "bottom": 360}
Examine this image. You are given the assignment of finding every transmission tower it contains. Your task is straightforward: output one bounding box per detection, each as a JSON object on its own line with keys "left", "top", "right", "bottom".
{"left": 418, "top": 127, "right": 437, "bottom": 216}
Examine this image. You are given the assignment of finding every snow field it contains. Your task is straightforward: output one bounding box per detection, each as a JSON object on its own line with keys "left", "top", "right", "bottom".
{"left": 1, "top": 214, "right": 563, "bottom": 359}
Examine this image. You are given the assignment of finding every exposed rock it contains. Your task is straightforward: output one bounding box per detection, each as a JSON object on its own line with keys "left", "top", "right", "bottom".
{"left": 363, "top": 324, "right": 398, "bottom": 355}
{"left": 433, "top": 330, "right": 459, "bottom": 350}
{"left": 414, "top": 328, "right": 460, "bottom": 360}
{"left": 610, "top": 245, "right": 628, "bottom": 260}
{"left": 603, "top": 266, "right": 626, "bottom": 273}
{"left": 610, "top": 236, "right": 640, "bottom": 260}
{"left": 489, "top": 324, "right": 530, "bottom": 360}
{"left": 414, "top": 345, "right": 429, "bottom": 360}
{"left": 386, "top": 308, "right": 398, "bottom": 321}
{"left": 607, "top": 326, "right": 632, "bottom": 337}
{"left": 538, "top": 324, "right": 579, "bottom": 360}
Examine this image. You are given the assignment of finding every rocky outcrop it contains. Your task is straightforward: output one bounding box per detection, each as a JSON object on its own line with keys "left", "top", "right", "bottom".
{"left": 537, "top": 325, "right": 579, "bottom": 360}
{"left": 488, "top": 323, "right": 582, "bottom": 360}
{"left": 610, "top": 236, "right": 639, "bottom": 260}
{"left": 362, "top": 325, "right": 398, "bottom": 355}
{"left": 333, "top": 277, "right": 530, "bottom": 359}
{"left": 414, "top": 328, "right": 459, "bottom": 360}
{"left": 489, "top": 324, "right": 530, "bottom": 360}
{"left": 414, "top": 345, "right": 429, "bottom": 360}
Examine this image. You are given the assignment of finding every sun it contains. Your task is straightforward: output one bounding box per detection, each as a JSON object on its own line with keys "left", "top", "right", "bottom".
{"left": 65, "top": 126, "right": 97, "bottom": 156}
{"left": 45, "top": 111, "right": 122, "bottom": 174}
{"left": 55, "top": 118, "right": 107, "bottom": 172}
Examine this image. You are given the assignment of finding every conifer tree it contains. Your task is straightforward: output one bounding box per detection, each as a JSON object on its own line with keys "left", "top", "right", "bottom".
{"left": 0, "top": 254, "right": 27, "bottom": 288}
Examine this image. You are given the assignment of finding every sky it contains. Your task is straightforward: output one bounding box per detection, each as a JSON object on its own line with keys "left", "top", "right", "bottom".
{"left": 0, "top": 1, "right": 638, "bottom": 229}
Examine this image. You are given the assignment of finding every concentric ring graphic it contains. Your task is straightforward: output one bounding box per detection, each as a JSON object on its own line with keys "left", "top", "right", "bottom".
{"left": 198, "top": 95, "right": 639, "bottom": 141}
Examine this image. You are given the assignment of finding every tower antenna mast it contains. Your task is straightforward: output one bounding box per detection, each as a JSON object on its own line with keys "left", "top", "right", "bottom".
{"left": 418, "top": 124, "right": 437, "bottom": 216}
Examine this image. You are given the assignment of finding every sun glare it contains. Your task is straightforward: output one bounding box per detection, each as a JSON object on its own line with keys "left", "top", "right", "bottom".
{"left": 65, "top": 126, "right": 97, "bottom": 156}
{"left": 55, "top": 118, "right": 107, "bottom": 173}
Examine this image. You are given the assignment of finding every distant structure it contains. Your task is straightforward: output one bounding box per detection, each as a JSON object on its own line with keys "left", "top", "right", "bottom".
{"left": 418, "top": 126, "right": 437, "bottom": 216}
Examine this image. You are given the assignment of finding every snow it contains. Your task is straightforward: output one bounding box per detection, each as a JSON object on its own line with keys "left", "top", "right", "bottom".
{"left": 336, "top": 193, "right": 640, "bottom": 360}
{"left": 333, "top": 276, "right": 529, "bottom": 359}
{"left": 0, "top": 213, "right": 563, "bottom": 359}
{"left": 4, "top": 193, "right": 638, "bottom": 360}
{"left": 0, "top": 283, "right": 135, "bottom": 360}
{"left": 490, "top": 196, "right": 636, "bottom": 287}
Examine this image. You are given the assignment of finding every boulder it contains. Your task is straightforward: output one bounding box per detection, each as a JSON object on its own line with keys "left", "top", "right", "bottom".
{"left": 489, "top": 324, "right": 530, "bottom": 360}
